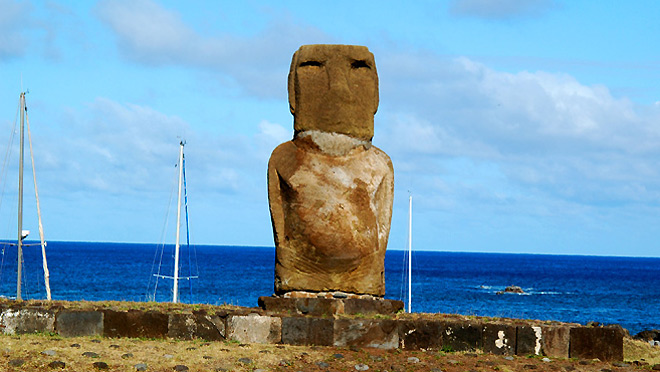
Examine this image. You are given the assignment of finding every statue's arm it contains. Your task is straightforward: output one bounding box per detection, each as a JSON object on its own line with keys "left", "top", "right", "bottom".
{"left": 376, "top": 153, "right": 395, "bottom": 249}
{"left": 267, "top": 142, "right": 295, "bottom": 248}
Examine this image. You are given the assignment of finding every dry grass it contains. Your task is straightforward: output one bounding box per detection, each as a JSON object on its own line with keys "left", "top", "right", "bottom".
{"left": 2, "top": 333, "right": 660, "bottom": 372}
{"left": 624, "top": 337, "right": 660, "bottom": 364}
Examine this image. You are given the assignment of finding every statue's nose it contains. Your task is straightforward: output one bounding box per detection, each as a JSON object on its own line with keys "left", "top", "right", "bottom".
{"left": 326, "top": 63, "right": 352, "bottom": 97}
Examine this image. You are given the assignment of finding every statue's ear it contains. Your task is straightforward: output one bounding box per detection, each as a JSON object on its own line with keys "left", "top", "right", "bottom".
{"left": 374, "top": 77, "right": 379, "bottom": 115}
{"left": 288, "top": 50, "right": 298, "bottom": 115}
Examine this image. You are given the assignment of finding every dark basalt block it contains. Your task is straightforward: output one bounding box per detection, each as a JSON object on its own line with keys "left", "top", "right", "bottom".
{"left": 281, "top": 317, "right": 334, "bottom": 346}
{"left": 442, "top": 320, "right": 483, "bottom": 352}
{"left": 168, "top": 313, "right": 226, "bottom": 341}
{"left": 570, "top": 326, "right": 624, "bottom": 361}
{"left": 56, "top": 311, "right": 103, "bottom": 337}
{"left": 516, "top": 326, "right": 542, "bottom": 356}
{"left": 398, "top": 319, "right": 444, "bottom": 350}
{"left": 542, "top": 326, "right": 570, "bottom": 358}
{"left": 483, "top": 323, "right": 516, "bottom": 355}
{"left": 334, "top": 319, "right": 398, "bottom": 349}
{"left": 103, "top": 310, "right": 168, "bottom": 338}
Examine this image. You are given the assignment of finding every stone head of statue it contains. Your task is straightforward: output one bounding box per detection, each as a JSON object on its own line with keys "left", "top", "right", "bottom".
{"left": 288, "top": 44, "right": 379, "bottom": 141}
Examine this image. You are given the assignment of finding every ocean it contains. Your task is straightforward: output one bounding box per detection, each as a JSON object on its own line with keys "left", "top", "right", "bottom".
{"left": 1, "top": 241, "right": 659, "bottom": 335}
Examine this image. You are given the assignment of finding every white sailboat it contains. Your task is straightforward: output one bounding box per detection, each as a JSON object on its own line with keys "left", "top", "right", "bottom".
{"left": 1, "top": 92, "right": 52, "bottom": 301}
{"left": 149, "top": 141, "right": 197, "bottom": 303}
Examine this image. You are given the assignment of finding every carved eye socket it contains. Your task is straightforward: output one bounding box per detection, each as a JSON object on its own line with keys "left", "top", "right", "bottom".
{"left": 299, "top": 60, "right": 323, "bottom": 67}
{"left": 351, "top": 60, "right": 370, "bottom": 69}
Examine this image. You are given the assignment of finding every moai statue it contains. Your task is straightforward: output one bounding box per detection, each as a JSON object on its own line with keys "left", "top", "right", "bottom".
{"left": 268, "top": 44, "right": 394, "bottom": 297}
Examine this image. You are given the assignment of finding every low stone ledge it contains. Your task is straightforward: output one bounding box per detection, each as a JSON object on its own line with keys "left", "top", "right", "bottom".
{"left": 0, "top": 299, "right": 625, "bottom": 361}
{"left": 258, "top": 296, "right": 403, "bottom": 316}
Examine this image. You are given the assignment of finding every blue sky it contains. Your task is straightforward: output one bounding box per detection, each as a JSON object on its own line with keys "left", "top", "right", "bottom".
{"left": 1, "top": 0, "right": 659, "bottom": 257}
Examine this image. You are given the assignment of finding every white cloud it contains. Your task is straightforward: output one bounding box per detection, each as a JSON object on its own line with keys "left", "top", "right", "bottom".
{"left": 376, "top": 52, "right": 660, "bottom": 216}
{"left": 449, "top": 0, "right": 558, "bottom": 20}
{"left": 95, "top": 0, "right": 330, "bottom": 98}
{"left": 0, "top": 0, "right": 30, "bottom": 59}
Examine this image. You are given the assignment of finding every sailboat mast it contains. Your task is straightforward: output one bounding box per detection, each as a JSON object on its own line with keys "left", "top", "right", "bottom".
{"left": 16, "top": 93, "right": 25, "bottom": 301}
{"left": 26, "top": 106, "right": 52, "bottom": 301}
{"left": 172, "top": 141, "right": 184, "bottom": 303}
{"left": 407, "top": 194, "right": 412, "bottom": 313}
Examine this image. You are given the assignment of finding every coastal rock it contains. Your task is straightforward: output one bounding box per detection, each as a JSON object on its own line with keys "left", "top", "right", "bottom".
{"left": 497, "top": 286, "right": 525, "bottom": 295}
{"left": 634, "top": 329, "right": 660, "bottom": 341}
{"left": 268, "top": 44, "right": 394, "bottom": 296}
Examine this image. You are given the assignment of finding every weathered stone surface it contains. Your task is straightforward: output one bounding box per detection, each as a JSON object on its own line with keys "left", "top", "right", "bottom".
{"left": 569, "top": 327, "right": 624, "bottom": 361}
{"left": 442, "top": 321, "right": 483, "bottom": 352}
{"left": 541, "top": 326, "right": 570, "bottom": 358}
{"left": 483, "top": 324, "right": 516, "bottom": 355}
{"left": 288, "top": 44, "right": 378, "bottom": 140}
{"left": 398, "top": 320, "right": 444, "bottom": 350}
{"left": 168, "top": 313, "right": 226, "bottom": 341}
{"left": 334, "top": 319, "right": 398, "bottom": 349}
{"left": 343, "top": 299, "right": 404, "bottom": 315}
{"left": 516, "top": 326, "right": 542, "bottom": 356}
{"left": 227, "top": 314, "right": 281, "bottom": 344}
{"left": 259, "top": 297, "right": 403, "bottom": 316}
{"left": 259, "top": 297, "right": 340, "bottom": 316}
{"left": 281, "top": 317, "right": 334, "bottom": 346}
{"left": 56, "top": 311, "right": 103, "bottom": 337}
{"left": 269, "top": 44, "right": 394, "bottom": 297}
{"left": 0, "top": 307, "right": 55, "bottom": 334}
{"left": 103, "top": 310, "right": 167, "bottom": 338}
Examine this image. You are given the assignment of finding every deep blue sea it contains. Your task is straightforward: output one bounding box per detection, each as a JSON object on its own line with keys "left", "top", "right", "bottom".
{"left": 1, "top": 241, "right": 659, "bottom": 335}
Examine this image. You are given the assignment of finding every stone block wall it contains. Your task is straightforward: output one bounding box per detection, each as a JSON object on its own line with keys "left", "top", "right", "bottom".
{"left": 0, "top": 301, "right": 625, "bottom": 362}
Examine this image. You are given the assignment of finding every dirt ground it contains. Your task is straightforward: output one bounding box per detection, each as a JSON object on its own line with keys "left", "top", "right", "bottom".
{"left": 2, "top": 333, "right": 659, "bottom": 372}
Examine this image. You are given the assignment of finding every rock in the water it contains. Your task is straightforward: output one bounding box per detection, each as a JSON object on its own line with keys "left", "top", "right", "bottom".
{"left": 173, "top": 365, "right": 189, "bottom": 372}
{"left": 122, "top": 353, "right": 134, "bottom": 359}
{"left": 238, "top": 358, "right": 252, "bottom": 364}
{"left": 48, "top": 360, "right": 66, "bottom": 369}
{"left": 498, "top": 285, "right": 525, "bottom": 294}
{"left": 42, "top": 349, "right": 57, "bottom": 356}
{"left": 355, "top": 363, "right": 370, "bottom": 371}
{"left": 83, "top": 351, "right": 100, "bottom": 358}
{"left": 269, "top": 44, "right": 393, "bottom": 296}
{"left": 407, "top": 357, "right": 420, "bottom": 363}
{"left": 134, "top": 363, "right": 147, "bottom": 371}
{"left": 316, "top": 361, "right": 330, "bottom": 368}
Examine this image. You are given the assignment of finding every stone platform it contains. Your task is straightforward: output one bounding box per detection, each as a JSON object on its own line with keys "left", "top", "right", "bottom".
{"left": 258, "top": 296, "right": 404, "bottom": 316}
{"left": 0, "top": 299, "right": 625, "bottom": 361}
